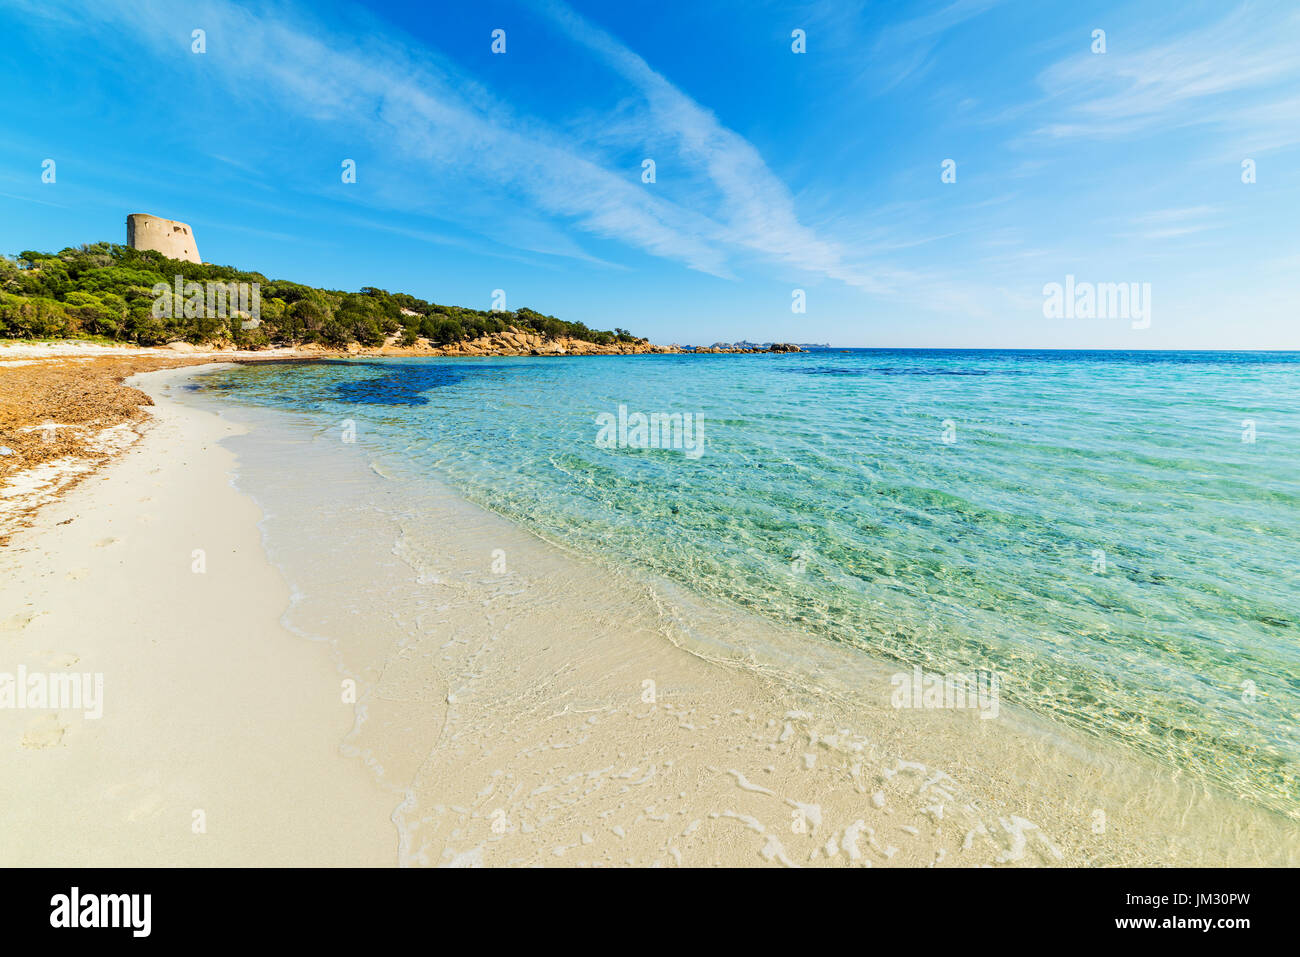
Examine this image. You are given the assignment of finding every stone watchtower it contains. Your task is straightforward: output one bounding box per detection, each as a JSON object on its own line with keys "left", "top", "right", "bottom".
{"left": 126, "top": 213, "right": 201, "bottom": 263}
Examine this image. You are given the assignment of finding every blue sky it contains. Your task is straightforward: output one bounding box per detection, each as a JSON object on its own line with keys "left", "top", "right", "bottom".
{"left": 1, "top": 0, "right": 1297, "bottom": 348}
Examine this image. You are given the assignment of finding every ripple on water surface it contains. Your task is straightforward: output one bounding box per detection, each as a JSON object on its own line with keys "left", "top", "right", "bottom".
{"left": 195, "top": 350, "right": 1300, "bottom": 818}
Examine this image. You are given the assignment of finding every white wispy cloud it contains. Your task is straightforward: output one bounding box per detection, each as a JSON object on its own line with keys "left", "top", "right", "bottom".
{"left": 536, "top": 0, "right": 886, "bottom": 291}
{"left": 871, "top": 0, "right": 1005, "bottom": 89}
{"left": 1119, "top": 206, "right": 1222, "bottom": 241}
{"left": 7, "top": 0, "right": 729, "bottom": 274}
{"left": 2, "top": 0, "right": 1051, "bottom": 323}
{"left": 1034, "top": 4, "right": 1300, "bottom": 142}
{"left": 9, "top": 0, "right": 898, "bottom": 290}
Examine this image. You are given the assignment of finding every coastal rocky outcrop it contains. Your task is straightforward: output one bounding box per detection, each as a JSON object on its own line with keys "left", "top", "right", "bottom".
{"left": 147, "top": 330, "right": 806, "bottom": 358}
{"left": 687, "top": 342, "right": 804, "bottom": 354}
{"left": 366, "top": 331, "right": 805, "bottom": 357}
{"left": 153, "top": 335, "right": 808, "bottom": 357}
{"left": 367, "top": 326, "right": 684, "bottom": 357}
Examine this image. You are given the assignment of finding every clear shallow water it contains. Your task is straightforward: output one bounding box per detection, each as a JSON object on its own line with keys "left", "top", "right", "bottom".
{"left": 196, "top": 350, "right": 1300, "bottom": 819}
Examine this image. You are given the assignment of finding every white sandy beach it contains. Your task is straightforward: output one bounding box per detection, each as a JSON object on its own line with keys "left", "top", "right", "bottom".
{"left": 0, "top": 365, "right": 394, "bottom": 865}
{"left": 1, "top": 364, "right": 1295, "bottom": 867}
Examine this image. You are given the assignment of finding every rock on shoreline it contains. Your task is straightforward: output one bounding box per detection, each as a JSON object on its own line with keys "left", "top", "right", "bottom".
{"left": 157, "top": 326, "right": 805, "bottom": 357}
{"left": 370, "top": 326, "right": 681, "bottom": 357}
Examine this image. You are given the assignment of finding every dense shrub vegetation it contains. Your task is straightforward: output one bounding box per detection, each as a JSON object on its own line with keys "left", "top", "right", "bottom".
{"left": 0, "top": 243, "right": 641, "bottom": 348}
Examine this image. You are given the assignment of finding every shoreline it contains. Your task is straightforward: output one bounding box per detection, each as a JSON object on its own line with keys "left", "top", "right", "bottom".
{"left": 0, "top": 333, "right": 802, "bottom": 367}
{"left": 2, "top": 362, "right": 1295, "bottom": 866}
{"left": 188, "top": 367, "right": 1300, "bottom": 866}
{"left": 0, "top": 364, "right": 395, "bottom": 865}
{"left": 0, "top": 342, "right": 797, "bottom": 544}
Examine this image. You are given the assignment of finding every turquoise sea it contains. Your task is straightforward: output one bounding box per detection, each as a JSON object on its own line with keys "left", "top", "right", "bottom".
{"left": 194, "top": 350, "right": 1300, "bottom": 819}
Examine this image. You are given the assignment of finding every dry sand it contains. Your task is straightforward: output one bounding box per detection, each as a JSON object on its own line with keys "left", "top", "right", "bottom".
{"left": 0, "top": 365, "right": 393, "bottom": 865}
